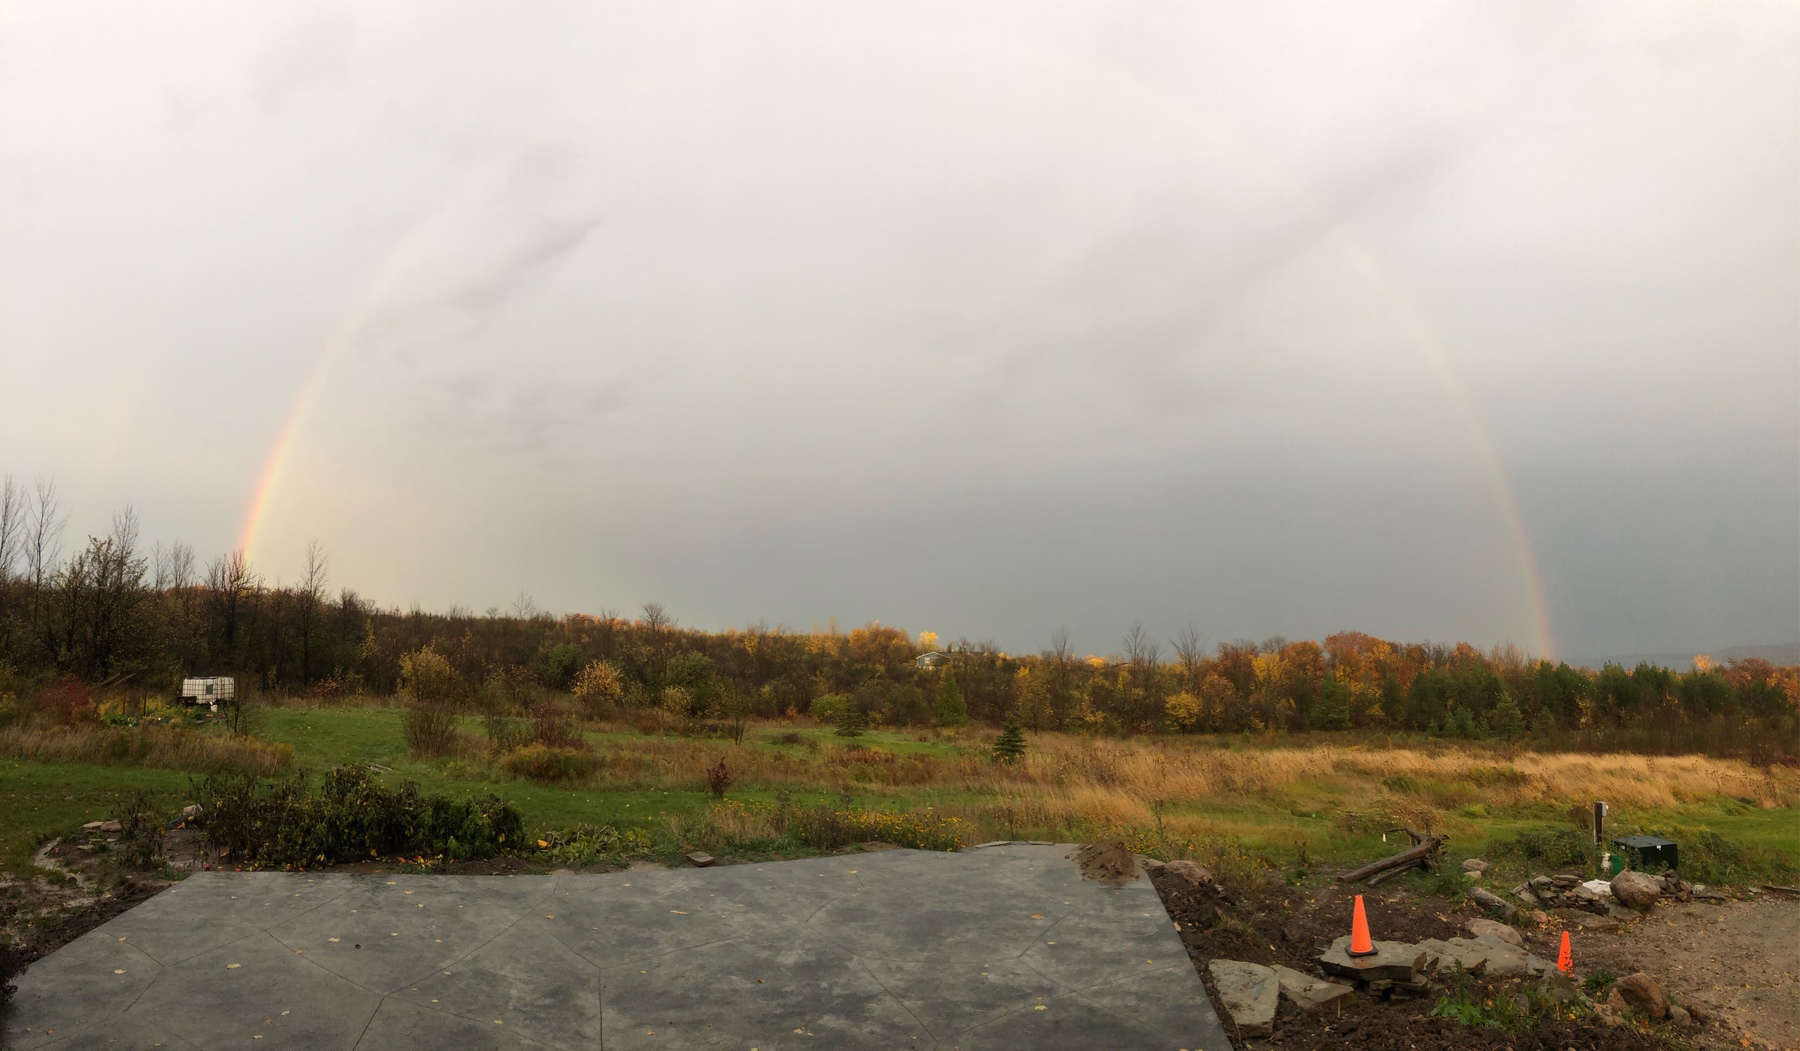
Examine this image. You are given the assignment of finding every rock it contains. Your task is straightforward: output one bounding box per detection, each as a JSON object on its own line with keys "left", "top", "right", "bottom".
{"left": 1417, "top": 938, "right": 1489, "bottom": 976}
{"left": 685, "top": 851, "right": 715, "bottom": 868}
{"left": 1686, "top": 1003, "right": 1709, "bottom": 1024}
{"left": 1319, "top": 936, "right": 1426, "bottom": 983}
{"left": 1461, "top": 858, "right": 1491, "bottom": 875}
{"left": 1467, "top": 918, "right": 1522, "bottom": 946}
{"left": 1529, "top": 875, "right": 1554, "bottom": 889}
{"left": 1208, "top": 960, "right": 1278, "bottom": 1035}
{"left": 97, "top": 819, "right": 123, "bottom": 833}
{"left": 1606, "top": 903, "right": 1639, "bottom": 921}
{"left": 1669, "top": 1005, "right": 1694, "bottom": 1027}
{"left": 1469, "top": 887, "right": 1516, "bottom": 917}
{"left": 1134, "top": 855, "right": 1166, "bottom": 873}
{"left": 1526, "top": 909, "right": 1551, "bottom": 927}
{"left": 1514, "top": 887, "right": 1542, "bottom": 906}
{"left": 1468, "top": 938, "right": 1533, "bottom": 979}
{"left": 1610, "top": 871, "right": 1662, "bottom": 911}
{"left": 1162, "top": 860, "right": 1214, "bottom": 886}
{"left": 1612, "top": 972, "right": 1670, "bottom": 1020}
{"left": 81, "top": 821, "right": 104, "bottom": 832}
{"left": 1269, "top": 964, "right": 1355, "bottom": 1009}
{"left": 179, "top": 804, "right": 202, "bottom": 820}
{"left": 1600, "top": 992, "right": 1629, "bottom": 1026}
{"left": 1551, "top": 874, "right": 1581, "bottom": 887}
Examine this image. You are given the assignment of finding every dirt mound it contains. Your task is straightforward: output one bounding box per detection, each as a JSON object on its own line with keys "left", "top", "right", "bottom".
{"left": 1069, "top": 840, "right": 1139, "bottom": 883}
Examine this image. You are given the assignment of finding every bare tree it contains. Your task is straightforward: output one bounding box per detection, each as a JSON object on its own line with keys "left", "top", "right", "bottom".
{"left": 1046, "top": 627, "right": 1077, "bottom": 725}
{"left": 205, "top": 550, "right": 258, "bottom": 658}
{"left": 1172, "top": 623, "right": 1208, "bottom": 692}
{"left": 1123, "top": 621, "right": 1161, "bottom": 671}
{"left": 154, "top": 540, "right": 196, "bottom": 591}
{"left": 297, "top": 540, "right": 330, "bottom": 682}
{"left": 0, "top": 474, "right": 22, "bottom": 583}
{"left": 511, "top": 590, "right": 543, "bottom": 620}
{"left": 26, "top": 476, "right": 66, "bottom": 590}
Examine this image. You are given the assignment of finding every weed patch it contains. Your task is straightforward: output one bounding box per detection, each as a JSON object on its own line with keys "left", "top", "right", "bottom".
{"left": 502, "top": 745, "right": 600, "bottom": 783}
{"left": 0, "top": 724, "right": 291, "bottom": 776}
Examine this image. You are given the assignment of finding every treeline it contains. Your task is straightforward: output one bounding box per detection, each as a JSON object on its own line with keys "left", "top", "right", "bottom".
{"left": 0, "top": 477, "right": 1794, "bottom": 763}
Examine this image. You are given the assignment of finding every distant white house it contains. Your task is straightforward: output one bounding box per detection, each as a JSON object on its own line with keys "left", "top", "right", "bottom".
{"left": 913, "top": 651, "right": 949, "bottom": 670}
{"left": 180, "top": 677, "right": 236, "bottom": 707}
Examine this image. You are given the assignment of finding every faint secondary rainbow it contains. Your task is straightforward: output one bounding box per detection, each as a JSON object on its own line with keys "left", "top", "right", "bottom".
{"left": 234, "top": 38, "right": 1556, "bottom": 659}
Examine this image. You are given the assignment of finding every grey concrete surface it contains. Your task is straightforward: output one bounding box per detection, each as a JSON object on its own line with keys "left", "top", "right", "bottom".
{"left": 4, "top": 844, "right": 1230, "bottom": 1050}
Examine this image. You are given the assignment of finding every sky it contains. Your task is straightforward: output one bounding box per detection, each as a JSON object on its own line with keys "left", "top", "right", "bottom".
{"left": 0, "top": 1, "right": 1795, "bottom": 662}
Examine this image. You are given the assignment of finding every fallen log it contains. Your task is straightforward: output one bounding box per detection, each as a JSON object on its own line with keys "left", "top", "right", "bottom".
{"left": 1761, "top": 884, "right": 1800, "bottom": 897}
{"left": 1365, "top": 860, "right": 1423, "bottom": 886}
{"left": 1339, "top": 828, "right": 1447, "bottom": 884}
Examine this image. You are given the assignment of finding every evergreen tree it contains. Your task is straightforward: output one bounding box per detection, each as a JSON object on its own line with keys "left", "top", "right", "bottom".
{"left": 991, "top": 716, "right": 1026, "bottom": 764}
{"left": 934, "top": 673, "right": 968, "bottom": 728}
{"left": 835, "top": 701, "right": 867, "bottom": 738}
{"left": 1315, "top": 675, "right": 1352, "bottom": 731}
{"left": 1446, "top": 706, "right": 1478, "bottom": 738}
{"left": 1488, "top": 691, "right": 1524, "bottom": 738}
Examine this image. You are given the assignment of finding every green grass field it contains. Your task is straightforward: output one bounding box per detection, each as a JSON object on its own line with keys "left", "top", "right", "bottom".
{"left": 3, "top": 704, "right": 1795, "bottom": 884}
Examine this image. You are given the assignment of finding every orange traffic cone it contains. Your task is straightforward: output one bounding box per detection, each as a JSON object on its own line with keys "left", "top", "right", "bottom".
{"left": 1347, "top": 894, "right": 1376, "bottom": 957}
{"left": 1557, "top": 930, "right": 1572, "bottom": 974}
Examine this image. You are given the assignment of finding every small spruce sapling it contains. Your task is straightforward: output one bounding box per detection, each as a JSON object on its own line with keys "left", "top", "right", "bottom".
{"left": 835, "top": 702, "right": 867, "bottom": 738}
{"left": 991, "top": 717, "right": 1026, "bottom": 764}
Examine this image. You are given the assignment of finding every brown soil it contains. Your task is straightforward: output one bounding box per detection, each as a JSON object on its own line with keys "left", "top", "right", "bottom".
{"left": 1069, "top": 840, "right": 1140, "bottom": 883}
{"left": 0, "top": 835, "right": 174, "bottom": 978}
{"left": 1151, "top": 867, "right": 1695, "bottom": 1051}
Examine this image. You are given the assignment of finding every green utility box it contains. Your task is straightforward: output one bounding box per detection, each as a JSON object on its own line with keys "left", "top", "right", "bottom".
{"left": 1610, "top": 835, "right": 1678, "bottom": 873}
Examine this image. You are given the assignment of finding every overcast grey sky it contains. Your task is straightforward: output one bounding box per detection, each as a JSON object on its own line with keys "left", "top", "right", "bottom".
{"left": 1, "top": 1, "right": 1794, "bottom": 660}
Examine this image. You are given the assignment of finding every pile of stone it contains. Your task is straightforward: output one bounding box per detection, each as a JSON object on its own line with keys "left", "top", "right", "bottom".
{"left": 1205, "top": 917, "right": 1575, "bottom": 1036}
{"left": 1509, "top": 869, "right": 1690, "bottom": 915}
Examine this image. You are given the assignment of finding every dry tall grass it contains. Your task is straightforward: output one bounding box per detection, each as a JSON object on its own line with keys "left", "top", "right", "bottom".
{"left": 547, "top": 729, "right": 1800, "bottom": 844}
{"left": 0, "top": 724, "right": 293, "bottom": 776}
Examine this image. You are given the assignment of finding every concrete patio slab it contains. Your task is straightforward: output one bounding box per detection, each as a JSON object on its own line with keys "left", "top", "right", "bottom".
{"left": 3, "top": 844, "right": 1230, "bottom": 1050}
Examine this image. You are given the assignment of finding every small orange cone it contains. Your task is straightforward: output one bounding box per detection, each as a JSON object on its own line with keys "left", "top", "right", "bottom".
{"left": 1557, "top": 930, "right": 1572, "bottom": 974}
{"left": 1347, "top": 894, "right": 1376, "bottom": 957}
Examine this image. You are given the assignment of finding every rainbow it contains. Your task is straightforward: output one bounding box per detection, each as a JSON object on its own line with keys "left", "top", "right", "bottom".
{"left": 234, "top": 38, "right": 1556, "bottom": 659}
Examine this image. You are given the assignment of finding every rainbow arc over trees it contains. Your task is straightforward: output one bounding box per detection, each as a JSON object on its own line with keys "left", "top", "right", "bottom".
{"left": 233, "top": 47, "right": 1556, "bottom": 659}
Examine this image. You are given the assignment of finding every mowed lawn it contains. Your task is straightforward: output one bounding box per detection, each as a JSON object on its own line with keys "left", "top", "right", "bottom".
{"left": 3, "top": 704, "right": 1796, "bottom": 880}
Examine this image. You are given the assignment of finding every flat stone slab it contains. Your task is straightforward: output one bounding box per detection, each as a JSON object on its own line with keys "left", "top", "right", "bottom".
{"left": 1319, "top": 936, "right": 1426, "bottom": 983}
{"left": 1207, "top": 959, "right": 1277, "bottom": 1035}
{"left": 4, "top": 844, "right": 1228, "bottom": 1050}
{"left": 1269, "top": 964, "right": 1355, "bottom": 1009}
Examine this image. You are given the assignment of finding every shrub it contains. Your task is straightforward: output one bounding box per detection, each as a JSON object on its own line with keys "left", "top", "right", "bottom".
{"left": 194, "top": 767, "right": 523, "bottom": 867}
{"left": 706, "top": 756, "right": 733, "bottom": 797}
{"left": 571, "top": 660, "right": 625, "bottom": 717}
{"left": 1488, "top": 826, "right": 1596, "bottom": 870}
{"left": 116, "top": 787, "right": 165, "bottom": 871}
{"left": 809, "top": 694, "right": 849, "bottom": 724}
{"left": 400, "top": 647, "right": 461, "bottom": 757}
{"left": 502, "top": 745, "right": 600, "bottom": 783}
